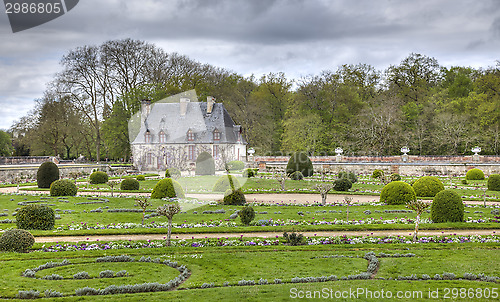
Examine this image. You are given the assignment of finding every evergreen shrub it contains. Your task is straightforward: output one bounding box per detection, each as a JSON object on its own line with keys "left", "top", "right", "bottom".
{"left": 389, "top": 173, "right": 401, "bottom": 182}
{"left": 212, "top": 175, "right": 241, "bottom": 192}
{"left": 165, "top": 167, "right": 181, "bottom": 178}
{"left": 380, "top": 181, "right": 416, "bottom": 205}
{"left": 239, "top": 206, "right": 255, "bottom": 225}
{"left": 89, "top": 171, "right": 108, "bottom": 184}
{"left": 37, "top": 161, "right": 59, "bottom": 188}
{"left": 242, "top": 168, "right": 256, "bottom": 178}
{"left": 136, "top": 175, "right": 146, "bottom": 181}
{"left": 372, "top": 169, "right": 384, "bottom": 179}
{"left": 487, "top": 174, "right": 500, "bottom": 191}
{"left": 151, "top": 178, "right": 185, "bottom": 199}
{"left": 466, "top": 168, "right": 485, "bottom": 180}
{"left": 16, "top": 205, "right": 55, "bottom": 230}
{"left": 223, "top": 189, "right": 246, "bottom": 206}
{"left": 286, "top": 152, "right": 314, "bottom": 177}
{"left": 289, "top": 171, "right": 304, "bottom": 180}
{"left": 121, "top": 178, "right": 140, "bottom": 191}
{"left": 195, "top": 151, "right": 215, "bottom": 175}
{"left": 431, "top": 190, "right": 464, "bottom": 223}
{"left": 338, "top": 171, "right": 358, "bottom": 183}
{"left": 227, "top": 160, "right": 245, "bottom": 171}
{"left": 412, "top": 176, "right": 445, "bottom": 197}
{"left": 0, "top": 229, "right": 35, "bottom": 252}
{"left": 50, "top": 179, "right": 78, "bottom": 196}
{"left": 333, "top": 178, "right": 352, "bottom": 191}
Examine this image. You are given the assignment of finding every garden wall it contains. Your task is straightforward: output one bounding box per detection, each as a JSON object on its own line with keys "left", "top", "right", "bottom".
{"left": 0, "top": 164, "right": 107, "bottom": 183}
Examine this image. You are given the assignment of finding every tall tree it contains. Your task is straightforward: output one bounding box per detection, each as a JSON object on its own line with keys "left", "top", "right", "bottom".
{"left": 0, "top": 130, "right": 12, "bottom": 156}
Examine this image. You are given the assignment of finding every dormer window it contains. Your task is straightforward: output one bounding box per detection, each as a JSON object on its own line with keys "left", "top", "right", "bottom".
{"left": 213, "top": 129, "right": 220, "bottom": 141}
{"left": 145, "top": 130, "right": 152, "bottom": 143}
{"left": 187, "top": 129, "right": 195, "bottom": 141}
{"left": 159, "top": 131, "right": 167, "bottom": 143}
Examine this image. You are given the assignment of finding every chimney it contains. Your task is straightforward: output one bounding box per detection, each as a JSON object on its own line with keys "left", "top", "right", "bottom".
{"left": 207, "top": 96, "right": 215, "bottom": 114}
{"left": 141, "top": 99, "right": 151, "bottom": 124}
{"left": 180, "top": 98, "right": 190, "bottom": 116}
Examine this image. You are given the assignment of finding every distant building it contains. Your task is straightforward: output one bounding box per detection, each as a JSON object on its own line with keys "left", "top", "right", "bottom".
{"left": 131, "top": 97, "right": 246, "bottom": 171}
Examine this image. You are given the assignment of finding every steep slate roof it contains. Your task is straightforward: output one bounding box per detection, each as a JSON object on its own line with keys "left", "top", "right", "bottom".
{"left": 131, "top": 101, "right": 246, "bottom": 144}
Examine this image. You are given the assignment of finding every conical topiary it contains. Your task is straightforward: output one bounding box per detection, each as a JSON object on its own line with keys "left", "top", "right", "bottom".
{"left": 37, "top": 161, "right": 59, "bottom": 188}
{"left": 286, "top": 152, "right": 314, "bottom": 177}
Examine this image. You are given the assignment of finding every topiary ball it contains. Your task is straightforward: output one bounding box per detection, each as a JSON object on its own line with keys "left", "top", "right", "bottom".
{"left": 223, "top": 189, "right": 246, "bottom": 206}
{"left": 165, "top": 167, "right": 181, "bottom": 178}
{"left": 37, "top": 161, "right": 59, "bottom": 188}
{"left": 286, "top": 152, "right": 314, "bottom": 177}
{"left": 412, "top": 176, "right": 445, "bottom": 197}
{"left": 121, "top": 178, "right": 140, "bottom": 191}
{"left": 151, "top": 178, "right": 185, "bottom": 199}
{"left": 136, "top": 175, "right": 146, "bottom": 181}
{"left": 212, "top": 175, "right": 241, "bottom": 192}
{"left": 89, "top": 171, "right": 108, "bottom": 184}
{"left": 333, "top": 178, "right": 352, "bottom": 191}
{"left": 380, "top": 181, "right": 416, "bottom": 205}
{"left": 487, "top": 174, "right": 500, "bottom": 191}
{"left": 239, "top": 206, "right": 255, "bottom": 225}
{"left": 466, "top": 168, "right": 485, "bottom": 180}
{"left": 431, "top": 190, "right": 464, "bottom": 223}
{"left": 16, "top": 205, "right": 55, "bottom": 230}
{"left": 338, "top": 171, "right": 358, "bottom": 183}
{"left": 242, "top": 168, "right": 255, "bottom": 178}
{"left": 372, "top": 169, "right": 384, "bottom": 179}
{"left": 289, "top": 171, "right": 304, "bottom": 181}
{"left": 227, "top": 160, "right": 245, "bottom": 171}
{"left": 195, "top": 151, "right": 215, "bottom": 175}
{"left": 0, "top": 229, "right": 35, "bottom": 252}
{"left": 50, "top": 179, "right": 78, "bottom": 196}
{"left": 389, "top": 173, "right": 401, "bottom": 182}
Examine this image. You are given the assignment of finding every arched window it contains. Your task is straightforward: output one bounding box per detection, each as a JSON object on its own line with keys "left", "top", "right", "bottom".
{"left": 213, "top": 128, "right": 220, "bottom": 141}
{"left": 187, "top": 129, "right": 195, "bottom": 141}
{"left": 159, "top": 131, "right": 167, "bottom": 143}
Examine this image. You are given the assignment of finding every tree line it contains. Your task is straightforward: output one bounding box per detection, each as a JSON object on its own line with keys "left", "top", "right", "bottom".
{"left": 7, "top": 38, "right": 500, "bottom": 160}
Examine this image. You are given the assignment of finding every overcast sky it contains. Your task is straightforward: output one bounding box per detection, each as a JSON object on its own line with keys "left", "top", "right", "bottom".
{"left": 1, "top": 0, "right": 499, "bottom": 130}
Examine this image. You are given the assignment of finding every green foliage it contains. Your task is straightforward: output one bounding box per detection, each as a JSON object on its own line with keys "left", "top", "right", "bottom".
{"left": 431, "top": 190, "right": 464, "bottom": 223}
{"left": 333, "top": 178, "right": 352, "bottom": 191}
{"left": 242, "top": 168, "right": 256, "bottom": 178}
{"left": 466, "top": 168, "right": 485, "bottom": 180}
{"left": 286, "top": 151, "right": 314, "bottom": 177}
{"left": 89, "top": 171, "right": 108, "bottom": 184}
{"left": 50, "top": 179, "right": 78, "bottom": 196}
{"left": 223, "top": 189, "right": 246, "bottom": 206}
{"left": 289, "top": 171, "right": 304, "bottom": 180}
{"left": 121, "top": 178, "right": 140, "bottom": 191}
{"left": 212, "top": 175, "right": 241, "bottom": 192}
{"left": 136, "top": 175, "right": 146, "bottom": 181}
{"left": 283, "top": 232, "right": 304, "bottom": 246}
{"left": 487, "top": 174, "right": 500, "bottom": 191}
{"left": 16, "top": 205, "right": 55, "bottom": 230}
{"left": 195, "top": 151, "right": 215, "bottom": 175}
{"left": 36, "top": 161, "right": 59, "bottom": 189}
{"left": 0, "top": 130, "right": 13, "bottom": 156}
{"left": 239, "top": 206, "right": 255, "bottom": 225}
{"left": 0, "top": 229, "right": 35, "bottom": 252}
{"left": 389, "top": 173, "right": 401, "bottom": 182}
{"left": 380, "top": 181, "right": 416, "bottom": 205}
{"left": 165, "top": 167, "right": 181, "bottom": 178}
{"left": 371, "top": 169, "right": 384, "bottom": 179}
{"left": 412, "top": 176, "right": 445, "bottom": 197}
{"left": 338, "top": 171, "right": 358, "bottom": 183}
{"left": 151, "top": 178, "right": 185, "bottom": 199}
{"left": 461, "top": 179, "right": 468, "bottom": 185}
{"left": 227, "top": 160, "right": 245, "bottom": 171}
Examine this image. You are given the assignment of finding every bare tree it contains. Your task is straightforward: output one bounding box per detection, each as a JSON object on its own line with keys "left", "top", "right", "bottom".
{"left": 406, "top": 199, "right": 430, "bottom": 242}
{"left": 135, "top": 198, "right": 152, "bottom": 225}
{"left": 157, "top": 203, "right": 180, "bottom": 246}
{"left": 344, "top": 196, "right": 353, "bottom": 221}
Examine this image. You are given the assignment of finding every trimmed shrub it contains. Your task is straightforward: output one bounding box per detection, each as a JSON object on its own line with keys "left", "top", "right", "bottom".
{"left": 37, "top": 161, "right": 59, "bottom": 188}
{"left": 389, "top": 173, "right": 401, "bottom": 182}
{"left": 165, "top": 167, "right": 181, "bottom": 178}
{"left": 223, "top": 189, "right": 246, "bottom": 205}
{"left": 372, "top": 169, "right": 384, "bottom": 179}
{"left": 50, "top": 179, "right": 78, "bottom": 196}
{"left": 333, "top": 178, "right": 352, "bottom": 191}
{"left": 136, "top": 175, "right": 146, "bottom": 181}
{"left": 380, "top": 181, "right": 416, "bottom": 205}
{"left": 16, "top": 205, "right": 55, "bottom": 230}
{"left": 466, "top": 168, "right": 485, "bottom": 180}
{"left": 487, "top": 174, "right": 500, "bottom": 191}
{"left": 431, "top": 190, "right": 464, "bottom": 223}
{"left": 151, "top": 178, "right": 185, "bottom": 199}
{"left": 121, "top": 178, "right": 140, "bottom": 191}
{"left": 227, "top": 160, "right": 245, "bottom": 171}
{"left": 239, "top": 206, "right": 255, "bottom": 225}
{"left": 412, "top": 176, "right": 445, "bottom": 197}
{"left": 212, "top": 175, "right": 241, "bottom": 192}
{"left": 195, "top": 151, "right": 215, "bottom": 175}
{"left": 289, "top": 171, "right": 304, "bottom": 181}
{"left": 0, "top": 229, "right": 35, "bottom": 252}
{"left": 89, "top": 171, "right": 108, "bottom": 184}
{"left": 242, "top": 168, "right": 256, "bottom": 178}
{"left": 338, "top": 171, "right": 358, "bottom": 183}
{"left": 286, "top": 152, "right": 314, "bottom": 177}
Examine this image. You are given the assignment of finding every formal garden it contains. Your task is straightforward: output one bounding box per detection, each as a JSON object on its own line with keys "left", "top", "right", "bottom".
{"left": 0, "top": 154, "right": 499, "bottom": 300}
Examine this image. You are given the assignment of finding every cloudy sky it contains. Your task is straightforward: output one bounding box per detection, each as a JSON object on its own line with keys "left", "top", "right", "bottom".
{"left": 1, "top": 0, "right": 499, "bottom": 130}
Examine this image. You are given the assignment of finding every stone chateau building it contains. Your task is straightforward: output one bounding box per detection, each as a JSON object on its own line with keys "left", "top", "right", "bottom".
{"left": 131, "top": 97, "right": 247, "bottom": 171}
